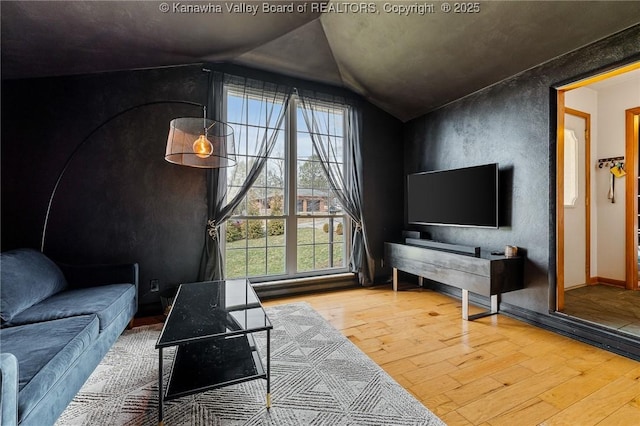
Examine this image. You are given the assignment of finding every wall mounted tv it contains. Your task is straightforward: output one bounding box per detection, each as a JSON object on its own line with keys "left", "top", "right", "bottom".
{"left": 407, "top": 163, "right": 499, "bottom": 228}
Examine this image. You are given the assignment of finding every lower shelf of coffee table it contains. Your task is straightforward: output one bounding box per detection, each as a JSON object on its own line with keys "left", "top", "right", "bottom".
{"left": 165, "top": 333, "right": 266, "bottom": 401}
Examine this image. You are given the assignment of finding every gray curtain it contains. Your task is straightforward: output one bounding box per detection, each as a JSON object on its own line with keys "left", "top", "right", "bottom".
{"left": 298, "top": 91, "right": 375, "bottom": 285}
{"left": 199, "top": 73, "right": 292, "bottom": 281}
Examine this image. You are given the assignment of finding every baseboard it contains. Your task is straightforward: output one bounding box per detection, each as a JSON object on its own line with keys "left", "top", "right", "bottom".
{"left": 565, "top": 283, "right": 588, "bottom": 290}
{"left": 500, "top": 303, "right": 640, "bottom": 361}
{"left": 421, "top": 280, "right": 640, "bottom": 361}
{"left": 593, "top": 276, "right": 626, "bottom": 288}
{"left": 253, "top": 273, "right": 358, "bottom": 300}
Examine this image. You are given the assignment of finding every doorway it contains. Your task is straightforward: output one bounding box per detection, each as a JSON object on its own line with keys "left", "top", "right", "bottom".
{"left": 556, "top": 62, "right": 640, "bottom": 337}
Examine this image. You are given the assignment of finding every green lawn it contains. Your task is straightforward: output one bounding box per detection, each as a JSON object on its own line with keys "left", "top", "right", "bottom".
{"left": 225, "top": 226, "right": 345, "bottom": 278}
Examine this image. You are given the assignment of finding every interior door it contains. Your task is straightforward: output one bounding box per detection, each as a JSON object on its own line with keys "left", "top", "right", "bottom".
{"left": 563, "top": 110, "right": 590, "bottom": 290}
{"left": 625, "top": 107, "right": 640, "bottom": 290}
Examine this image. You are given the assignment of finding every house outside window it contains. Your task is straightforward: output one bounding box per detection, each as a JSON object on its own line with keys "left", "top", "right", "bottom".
{"left": 223, "top": 88, "right": 349, "bottom": 280}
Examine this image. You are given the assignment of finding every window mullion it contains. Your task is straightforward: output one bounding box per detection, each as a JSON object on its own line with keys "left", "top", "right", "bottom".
{"left": 285, "top": 96, "right": 298, "bottom": 274}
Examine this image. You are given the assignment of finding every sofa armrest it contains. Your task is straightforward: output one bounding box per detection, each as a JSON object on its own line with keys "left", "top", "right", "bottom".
{"left": 1, "top": 353, "right": 19, "bottom": 426}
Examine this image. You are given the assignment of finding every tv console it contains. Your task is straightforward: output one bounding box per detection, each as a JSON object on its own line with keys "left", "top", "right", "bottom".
{"left": 384, "top": 241, "right": 524, "bottom": 320}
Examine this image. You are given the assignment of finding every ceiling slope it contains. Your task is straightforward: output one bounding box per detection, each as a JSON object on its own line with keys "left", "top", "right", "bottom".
{"left": 2, "top": 1, "right": 639, "bottom": 121}
{"left": 234, "top": 18, "right": 344, "bottom": 87}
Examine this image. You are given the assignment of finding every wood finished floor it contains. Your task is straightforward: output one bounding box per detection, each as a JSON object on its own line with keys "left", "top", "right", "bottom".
{"left": 563, "top": 284, "right": 640, "bottom": 337}
{"left": 263, "top": 284, "right": 640, "bottom": 426}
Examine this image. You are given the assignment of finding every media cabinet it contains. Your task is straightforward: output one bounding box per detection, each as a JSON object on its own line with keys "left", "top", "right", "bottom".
{"left": 384, "top": 240, "right": 524, "bottom": 320}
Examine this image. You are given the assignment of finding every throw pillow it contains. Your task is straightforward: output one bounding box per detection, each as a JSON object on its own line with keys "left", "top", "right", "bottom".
{"left": 0, "top": 248, "right": 68, "bottom": 322}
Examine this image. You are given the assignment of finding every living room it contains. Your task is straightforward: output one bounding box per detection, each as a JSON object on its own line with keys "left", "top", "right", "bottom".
{"left": 2, "top": 1, "right": 640, "bottom": 425}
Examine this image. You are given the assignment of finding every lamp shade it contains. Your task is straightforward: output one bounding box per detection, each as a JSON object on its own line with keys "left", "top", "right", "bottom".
{"left": 165, "top": 117, "right": 235, "bottom": 168}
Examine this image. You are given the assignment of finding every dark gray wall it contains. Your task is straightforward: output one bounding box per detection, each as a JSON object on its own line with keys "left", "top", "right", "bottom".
{"left": 361, "top": 101, "right": 404, "bottom": 281}
{"left": 404, "top": 25, "right": 640, "bottom": 315}
{"left": 2, "top": 65, "right": 211, "bottom": 310}
{"left": 1, "top": 63, "right": 403, "bottom": 312}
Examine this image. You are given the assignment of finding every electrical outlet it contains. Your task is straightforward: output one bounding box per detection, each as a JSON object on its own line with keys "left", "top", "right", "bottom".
{"left": 150, "top": 279, "right": 159, "bottom": 292}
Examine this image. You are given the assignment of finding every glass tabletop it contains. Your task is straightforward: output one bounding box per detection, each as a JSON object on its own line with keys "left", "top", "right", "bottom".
{"left": 156, "top": 279, "right": 272, "bottom": 348}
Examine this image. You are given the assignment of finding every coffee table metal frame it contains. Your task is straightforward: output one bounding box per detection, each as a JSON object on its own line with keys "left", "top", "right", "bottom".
{"left": 155, "top": 280, "right": 272, "bottom": 426}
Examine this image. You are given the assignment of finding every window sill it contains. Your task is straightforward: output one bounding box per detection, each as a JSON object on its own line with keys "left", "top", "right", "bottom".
{"left": 252, "top": 273, "right": 357, "bottom": 300}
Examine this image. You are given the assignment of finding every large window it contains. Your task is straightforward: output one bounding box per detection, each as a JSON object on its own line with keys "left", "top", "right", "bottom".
{"left": 224, "top": 88, "right": 349, "bottom": 280}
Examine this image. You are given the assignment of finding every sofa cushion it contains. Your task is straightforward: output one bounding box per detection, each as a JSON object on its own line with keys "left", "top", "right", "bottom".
{"left": 5, "top": 284, "right": 135, "bottom": 332}
{"left": 0, "top": 315, "right": 98, "bottom": 422}
{"left": 0, "top": 249, "right": 68, "bottom": 322}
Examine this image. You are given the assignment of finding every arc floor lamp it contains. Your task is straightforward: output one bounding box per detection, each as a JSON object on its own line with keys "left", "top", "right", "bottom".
{"left": 40, "top": 100, "right": 235, "bottom": 252}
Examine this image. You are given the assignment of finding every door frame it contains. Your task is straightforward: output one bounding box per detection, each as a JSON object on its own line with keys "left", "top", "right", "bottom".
{"left": 625, "top": 107, "right": 640, "bottom": 290}
{"left": 556, "top": 106, "right": 591, "bottom": 310}
{"left": 555, "top": 61, "right": 640, "bottom": 310}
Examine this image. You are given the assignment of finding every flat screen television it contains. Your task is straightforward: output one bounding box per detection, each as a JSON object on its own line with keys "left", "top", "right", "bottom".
{"left": 407, "top": 163, "right": 499, "bottom": 228}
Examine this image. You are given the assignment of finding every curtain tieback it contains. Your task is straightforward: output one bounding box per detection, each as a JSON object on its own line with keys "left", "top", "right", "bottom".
{"left": 354, "top": 222, "right": 362, "bottom": 232}
{"left": 207, "top": 219, "right": 220, "bottom": 240}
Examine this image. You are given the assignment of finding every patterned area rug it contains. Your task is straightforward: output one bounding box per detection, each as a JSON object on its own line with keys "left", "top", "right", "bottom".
{"left": 56, "top": 302, "right": 444, "bottom": 425}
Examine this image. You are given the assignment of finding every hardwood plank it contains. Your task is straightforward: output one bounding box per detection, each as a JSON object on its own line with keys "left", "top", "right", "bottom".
{"left": 519, "top": 353, "right": 569, "bottom": 373}
{"left": 448, "top": 351, "right": 530, "bottom": 385}
{"left": 408, "top": 373, "right": 462, "bottom": 400}
{"left": 456, "top": 365, "right": 581, "bottom": 424}
{"left": 440, "top": 409, "right": 475, "bottom": 426}
{"left": 596, "top": 403, "right": 640, "bottom": 426}
{"left": 485, "top": 398, "right": 559, "bottom": 426}
{"left": 259, "top": 285, "right": 640, "bottom": 425}
{"left": 444, "top": 375, "right": 505, "bottom": 405}
{"left": 544, "top": 375, "right": 640, "bottom": 425}
{"left": 404, "top": 360, "right": 459, "bottom": 386}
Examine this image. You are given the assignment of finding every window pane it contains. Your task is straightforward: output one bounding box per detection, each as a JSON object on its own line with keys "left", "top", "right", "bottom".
{"left": 313, "top": 244, "right": 330, "bottom": 270}
{"left": 266, "top": 158, "right": 284, "bottom": 191}
{"left": 329, "top": 111, "right": 344, "bottom": 137}
{"left": 267, "top": 216, "right": 285, "bottom": 236}
{"left": 312, "top": 109, "right": 329, "bottom": 133}
{"left": 266, "top": 246, "right": 285, "bottom": 275}
{"left": 332, "top": 245, "right": 345, "bottom": 268}
{"left": 297, "top": 218, "right": 314, "bottom": 244}
{"left": 246, "top": 126, "right": 263, "bottom": 155}
{"left": 225, "top": 219, "right": 247, "bottom": 278}
{"left": 233, "top": 124, "right": 248, "bottom": 156}
{"left": 297, "top": 244, "right": 314, "bottom": 272}
{"left": 329, "top": 138, "right": 344, "bottom": 163}
{"left": 297, "top": 132, "right": 313, "bottom": 160}
{"left": 225, "top": 248, "right": 246, "bottom": 279}
{"left": 297, "top": 159, "right": 328, "bottom": 189}
{"left": 333, "top": 217, "right": 345, "bottom": 242}
{"left": 229, "top": 158, "right": 247, "bottom": 187}
{"left": 247, "top": 247, "right": 266, "bottom": 276}
{"left": 296, "top": 108, "right": 309, "bottom": 133}
{"left": 267, "top": 192, "right": 284, "bottom": 217}
{"left": 272, "top": 132, "right": 285, "bottom": 160}
{"left": 247, "top": 219, "right": 266, "bottom": 245}
{"left": 247, "top": 98, "right": 266, "bottom": 127}
{"left": 230, "top": 196, "right": 245, "bottom": 216}
{"left": 266, "top": 102, "right": 284, "bottom": 129}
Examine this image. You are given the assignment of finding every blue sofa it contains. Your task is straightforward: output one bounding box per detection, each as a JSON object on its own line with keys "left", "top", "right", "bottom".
{"left": 0, "top": 248, "right": 138, "bottom": 426}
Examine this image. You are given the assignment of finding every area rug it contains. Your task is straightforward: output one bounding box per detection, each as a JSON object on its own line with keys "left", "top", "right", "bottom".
{"left": 56, "top": 302, "right": 444, "bottom": 425}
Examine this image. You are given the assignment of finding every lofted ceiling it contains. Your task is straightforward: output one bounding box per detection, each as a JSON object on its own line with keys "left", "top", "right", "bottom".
{"left": 2, "top": 1, "right": 640, "bottom": 122}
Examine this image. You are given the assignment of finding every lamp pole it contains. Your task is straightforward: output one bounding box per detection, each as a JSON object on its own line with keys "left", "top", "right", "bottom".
{"left": 40, "top": 100, "right": 203, "bottom": 252}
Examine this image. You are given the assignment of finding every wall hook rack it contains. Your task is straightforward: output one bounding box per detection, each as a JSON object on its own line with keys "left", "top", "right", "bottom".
{"left": 597, "top": 156, "right": 625, "bottom": 169}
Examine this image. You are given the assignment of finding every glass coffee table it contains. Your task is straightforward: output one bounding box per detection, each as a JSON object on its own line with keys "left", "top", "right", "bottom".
{"left": 155, "top": 279, "right": 272, "bottom": 426}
